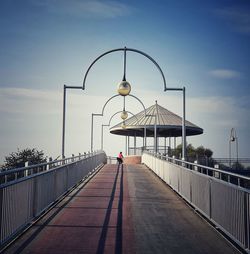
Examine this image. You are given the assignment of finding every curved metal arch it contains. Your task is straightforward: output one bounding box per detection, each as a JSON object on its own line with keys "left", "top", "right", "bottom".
{"left": 127, "top": 94, "right": 147, "bottom": 117}
{"left": 101, "top": 110, "right": 139, "bottom": 148}
{"left": 107, "top": 110, "right": 139, "bottom": 126}
{"left": 100, "top": 94, "right": 120, "bottom": 115}
{"left": 98, "top": 93, "right": 147, "bottom": 117}
{"left": 83, "top": 47, "right": 167, "bottom": 91}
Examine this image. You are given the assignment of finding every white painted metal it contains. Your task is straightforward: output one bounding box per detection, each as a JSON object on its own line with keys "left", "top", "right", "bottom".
{"left": 142, "top": 152, "right": 250, "bottom": 252}
{"left": 0, "top": 151, "right": 106, "bottom": 246}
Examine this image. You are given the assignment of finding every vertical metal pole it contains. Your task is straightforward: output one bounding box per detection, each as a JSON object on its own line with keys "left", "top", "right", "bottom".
{"left": 128, "top": 136, "right": 130, "bottom": 155}
{"left": 182, "top": 87, "right": 186, "bottom": 160}
{"left": 164, "top": 137, "right": 166, "bottom": 155}
{"left": 123, "top": 96, "right": 126, "bottom": 111}
{"left": 144, "top": 126, "right": 146, "bottom": 149}
{"left": 62, "top": 85, "right": 66, "bottom": 159}
{"left": 134, "top": 132, "right": 136, "bottom": 155}
{"left": 174, "top": 137, "right": 176, "bottom": 150}
{"left": 229, "top": 140, "right": 231, "bottom": 168}
{"left": 123, "top": 47, "right": 127, "bottom": 81}
{"left": 91, "top": 114, "right": 94, "bottom": 152}
{"left": 154, "top": 118, "right": 157, "bottom": 153}
{"left": 125, "top": 135, "right": 128, "bottom": 156}
{"left": 101, "top": 125, "right": 104, "bottom": 150}
{"left": 236, "top": 137, "right": 239, "bottom": 165}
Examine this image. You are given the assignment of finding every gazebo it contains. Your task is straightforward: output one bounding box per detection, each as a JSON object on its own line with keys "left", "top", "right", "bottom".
{"left": 109, "top": 101, "right": 203, "bottom": 155}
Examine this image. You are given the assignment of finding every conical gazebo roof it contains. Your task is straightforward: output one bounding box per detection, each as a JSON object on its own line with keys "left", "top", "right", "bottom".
{"left": 109, "top": 101, "right": 203, "bottom": 137}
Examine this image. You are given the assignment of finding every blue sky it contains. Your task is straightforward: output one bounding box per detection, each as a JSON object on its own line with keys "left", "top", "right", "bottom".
{"left": 0, "top": 0, "right": 249, "bottom": 162}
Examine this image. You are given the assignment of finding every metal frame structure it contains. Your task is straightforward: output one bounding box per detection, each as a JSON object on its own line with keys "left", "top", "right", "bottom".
{"left": 62, "top": 84, "right": 82, "bottom": 158}
{"left": 82, "top": 47, "right": 186, "bottom": 159}
{"left": 101, "top": 110, "right": 139, "bottom": 152}
{"left": 91, "top": 93, "right": 148, "bottom": 152}
{"left": 82, "top": 47, "right": 167, "bottom": 91}
{"left": 62, "top": 47, "right": 187, "bottom": 159}
{"left": 165, "top": 87, "right": 186, "bottom": 159}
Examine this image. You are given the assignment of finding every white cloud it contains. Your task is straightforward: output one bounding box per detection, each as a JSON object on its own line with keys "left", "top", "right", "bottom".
{"left": 32, "top": 0, "right": 133, "bottom": 18}
{"left": 214, "top": 6, "right": 250, "bottom": 35}
{"left": 0, "top": 87, "right": 249, "bottom": 162}
{"left": 0, "top": 87, "right": 61, "bottom": 114}
{"left": 209, "top": 69, "right": 241, "bottom": 79}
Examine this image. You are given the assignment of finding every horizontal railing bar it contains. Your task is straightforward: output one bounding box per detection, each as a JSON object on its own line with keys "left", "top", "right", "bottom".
{"left": 0, "top": 151, "right": 100, "bottom": 176}
{"left": 145, "top": 150, "right": 250, "bottom": 182}
{"left": 0, "top": 152, "right": 104, "bottom": 189}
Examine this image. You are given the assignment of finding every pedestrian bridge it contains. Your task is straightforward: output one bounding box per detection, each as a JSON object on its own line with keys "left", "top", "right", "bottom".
{"left": 0, "top": 151, "right": 249, "bottom": 253}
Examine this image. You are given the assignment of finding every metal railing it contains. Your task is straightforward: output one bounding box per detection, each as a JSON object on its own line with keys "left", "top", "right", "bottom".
{"left": 146, "top": 151, "right": 250, "bottom": 189}
{"left": 106, "top": 156, "right": 118, "bottom": 164}
{"left": 0, "top": 151, "right": 107, "bottom": 248}
{"left": 0, "top": 152, "right": 101, "bottom": 185}
{"left": 142, "top": 151, "right": 250, "bottom": 253}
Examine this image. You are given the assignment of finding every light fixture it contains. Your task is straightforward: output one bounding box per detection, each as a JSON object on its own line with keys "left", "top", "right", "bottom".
{"left": 121, "top": 121, "right": 126, "bottom": 129}
{"left": 117, "top": 80, "right": 131, "bottom": 96}
{"left": 121, "top": 110, "right": 128, "bottom": 120}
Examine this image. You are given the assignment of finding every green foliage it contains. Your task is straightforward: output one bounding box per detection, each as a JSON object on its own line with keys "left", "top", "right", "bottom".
{"left": 1, "top": 148, "right": 47, "bottom": 170}
{"left": 186, "top": 144, "right": 196, "bottom": 158}
{"left": 196, "top": 146, "right": 205, "bottom": 157}
{"left": 172, "top": 143, "right": 214, "bottom": 160}
{"left": 172, "top": 144, "right": 182, "bottom": 157}
{"left": 204, "top": 148, "right": 213, "bottom": 158}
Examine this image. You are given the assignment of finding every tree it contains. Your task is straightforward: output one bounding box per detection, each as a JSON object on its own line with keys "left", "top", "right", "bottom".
{"left": 1, "top": 148, "right": 47, "bottom": 170}
{"left": 186, "top": 144, "right": 196, "bottom": 158}
{"left": 196, "top": 146, "right": 205, "bottom": 157}
{"left": 204, "top": 148, "right": 213, "bottom": 158}
{"left": 172, "top": 144, "right": 182, "bottom": 158}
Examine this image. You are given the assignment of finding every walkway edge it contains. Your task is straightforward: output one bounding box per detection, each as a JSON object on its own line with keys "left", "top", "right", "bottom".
{"left": 0, "top": 163, "right": 105, "bottom": 254}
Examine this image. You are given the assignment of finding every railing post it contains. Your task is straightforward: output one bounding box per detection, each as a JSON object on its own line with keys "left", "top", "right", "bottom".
{"left": 0, "top": 187, "right": 3, "bottom": 242}
{"left": 194, "top": 160, "right": 198, "bottom": 171}
{"left": 172, "top": 155, "right": 176, "bottom": 164}
{"left": 33, "top": 177, "right": 38, "bottom": 217}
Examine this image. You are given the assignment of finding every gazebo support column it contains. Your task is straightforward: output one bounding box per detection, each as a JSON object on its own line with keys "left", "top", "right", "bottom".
{"left": 169, "top": 137, "right": 171, "bottom": 155}
{"left": 134, "top": 133, "right": 137, "bottom": 155}
{"left": 154, "top": 126, "right": 157, "bottom": 153}
{"left": 125, "top": 135, "right": 127, "bottom": 156}
{"left": 128, "top": 136, "right": 130, "bottom": 155}
{"left": 164, "top": 137, "right": 166, "bottom": 155}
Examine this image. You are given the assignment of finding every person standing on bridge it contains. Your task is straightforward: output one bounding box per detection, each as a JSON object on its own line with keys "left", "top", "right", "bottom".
{"left": 117, "top": 152, "right": 124, "bottom": 164}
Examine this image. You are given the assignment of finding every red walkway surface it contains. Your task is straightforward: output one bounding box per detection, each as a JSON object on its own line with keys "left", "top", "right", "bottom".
{"left": 6, "top": 164, "right": 134, "bottom": 254}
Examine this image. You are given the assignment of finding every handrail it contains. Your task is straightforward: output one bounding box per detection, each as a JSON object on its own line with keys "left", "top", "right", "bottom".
{"left": 144, "top": 150, "right": 250, "bottom": 186}
{"left": 0, "top": 150, "right": 104, "bottom": 184}
{"left": 142, "top": 152, "right": 250, "bottom": 251}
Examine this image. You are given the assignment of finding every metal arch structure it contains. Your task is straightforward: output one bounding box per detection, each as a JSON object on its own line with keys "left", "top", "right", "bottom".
{"left": 62, "top": 47, "right": 187, "bottom": 158}
{"left": 101, "top": 110, "right": 139, "bottom": 151}
{"left": 82, "top": 47, "right": 167, "bottom": 91}
{"left": 62, "top": 84, "right": 83, "bottom": 159}
{"left": 99, "top": 94, "right": 146, "bottom": 117}
{"left": 82, "top": 47, "right": 187, "bottom": 159}
{"left": 63, "top": 47, "right": 160, "bottom": 158}
{"left": 108, "top": 110, "right": 139, "bottom": 127}
{"left": 91, "top": 93, "right": 148, "bottom": 152}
